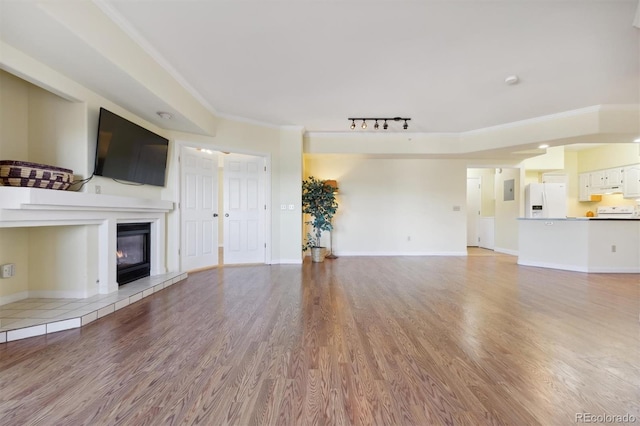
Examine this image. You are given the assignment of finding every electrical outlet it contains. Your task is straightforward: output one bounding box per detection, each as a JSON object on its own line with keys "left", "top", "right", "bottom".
{"left": 288, "top": 204, "right": 295, "bottom": 210}
{"left": 611, "top": 245, "right": 616, "bottom": 253}
{"left": 1, "top": 263, "right": 15, "bottom": 278}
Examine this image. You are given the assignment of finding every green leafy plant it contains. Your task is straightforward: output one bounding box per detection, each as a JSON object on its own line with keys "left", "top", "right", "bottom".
{"left": 302, "top": 176, "right": 338, "bottom": 251}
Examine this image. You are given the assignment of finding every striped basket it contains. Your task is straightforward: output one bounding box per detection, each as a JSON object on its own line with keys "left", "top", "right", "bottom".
{"left": 0, "top": 160, "right": 73, "bottom": 190}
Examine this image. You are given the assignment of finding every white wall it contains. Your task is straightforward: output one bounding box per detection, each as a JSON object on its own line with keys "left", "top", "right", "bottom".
{"left": 305, "top": 156, "right": 467, "bottom": 255}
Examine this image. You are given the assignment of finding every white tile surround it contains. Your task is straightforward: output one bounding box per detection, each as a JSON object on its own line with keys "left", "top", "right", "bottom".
{"left": 0, "top": 271, "right": 188, "bottom": 343}
{"left": 0, "top": 186, "right": 183, "bottom": 343}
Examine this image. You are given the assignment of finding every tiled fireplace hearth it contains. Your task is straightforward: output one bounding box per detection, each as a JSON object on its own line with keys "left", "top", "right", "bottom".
{"left": 0, "top": 187, "right": 183, "bottom": 342}
{"left": 0, "top": 271, "right": 187, "bottom": 343}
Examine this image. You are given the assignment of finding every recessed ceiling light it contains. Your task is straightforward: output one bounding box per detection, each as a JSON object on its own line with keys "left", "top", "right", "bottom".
{"left": 505, "top": 75, "right": 519, "bottom": 85}
{"left": 157, "top": 111, "right": 172, "bottom": 120}
{"left": 634, "top": 137, "right": 640, "bottom": 143}
{"left": 539, "top": 144, "right": 549, "bottom": 149}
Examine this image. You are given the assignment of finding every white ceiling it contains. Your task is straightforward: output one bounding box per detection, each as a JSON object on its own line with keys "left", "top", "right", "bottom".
{"left": 1, "top": 0, "right": 638, "bottom": 136}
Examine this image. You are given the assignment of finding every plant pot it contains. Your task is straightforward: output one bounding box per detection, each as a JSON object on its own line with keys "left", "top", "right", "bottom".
{"left": 310, "top": 247, "right": 326, "bottom": 263}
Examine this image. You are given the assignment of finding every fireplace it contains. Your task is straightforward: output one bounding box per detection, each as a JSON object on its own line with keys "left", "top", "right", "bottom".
{"left": 117, "top": 223, "right": 151, "bottom": 285}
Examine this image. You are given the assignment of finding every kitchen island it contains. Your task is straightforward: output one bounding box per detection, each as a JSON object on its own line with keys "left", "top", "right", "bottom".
{"left": 517, "top": 218, "right": 640, "bottom": 273}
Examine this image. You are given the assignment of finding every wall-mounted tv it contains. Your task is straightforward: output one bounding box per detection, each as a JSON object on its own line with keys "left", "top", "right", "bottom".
{"left": 94, "top": 107, "right": 169, "bottom": 187}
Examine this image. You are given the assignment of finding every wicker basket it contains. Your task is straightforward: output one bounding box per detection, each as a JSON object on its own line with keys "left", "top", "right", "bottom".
{"left": 0, "top": 160, "right": 73, "bottom": 190}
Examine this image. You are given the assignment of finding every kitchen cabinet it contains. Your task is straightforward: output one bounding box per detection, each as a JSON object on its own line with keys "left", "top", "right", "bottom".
{"left": 589, "top": 170, "right": 606, "bottom": 192}
{"left": 578, "top": 172, "right": 602, "bottom": 202}
{"left": 623, "top": 164, "right": 640, "bottom": 198}
{"left": 604, "top": 168, "right": 624, "bottom": 187}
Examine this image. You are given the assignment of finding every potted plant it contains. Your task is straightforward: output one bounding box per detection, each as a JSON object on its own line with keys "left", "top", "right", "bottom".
{"left": 302, "top": 176, "right": 339, "bottom": 262}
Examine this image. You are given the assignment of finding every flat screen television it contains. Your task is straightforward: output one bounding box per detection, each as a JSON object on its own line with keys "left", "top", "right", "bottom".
{"left": 94, "top": 107, "right": 169, "bottom": 187}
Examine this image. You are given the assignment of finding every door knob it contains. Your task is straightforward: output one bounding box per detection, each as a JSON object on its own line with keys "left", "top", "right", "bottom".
{"left": 225, "top": 213, "right": 229, "bottom": 217}
{"left": 213, "top": 213, "right": 218, "bottom": 217}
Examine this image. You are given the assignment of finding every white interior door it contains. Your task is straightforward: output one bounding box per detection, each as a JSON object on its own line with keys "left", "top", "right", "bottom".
{"left": 180, "top": 147, "right": 219, "bottom": 271}
{"left": 223, "top": 154, "right": 265, "bottom": 264}
{"left": 467, "top": 177, "right": 481, "bottom": 246}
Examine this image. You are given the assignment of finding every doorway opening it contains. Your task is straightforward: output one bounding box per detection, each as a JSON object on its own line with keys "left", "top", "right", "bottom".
{"left": 179, "top": 145, "right": 269, "bottom": 271}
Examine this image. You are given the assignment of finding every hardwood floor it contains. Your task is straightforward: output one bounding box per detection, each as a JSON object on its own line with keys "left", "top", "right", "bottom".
{"left": 1, "top": 254, "right": 638, "bottom": 425}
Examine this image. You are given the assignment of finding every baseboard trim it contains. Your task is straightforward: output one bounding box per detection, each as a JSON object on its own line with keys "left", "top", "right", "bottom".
{"left": 334, "top": 251, "right": 468, "bottom": 257}
{"left": 493, "top": 247, "right": 518, "bottom": 256}
{"left": 0, "top": 291, "right": 29, "bottom": 306}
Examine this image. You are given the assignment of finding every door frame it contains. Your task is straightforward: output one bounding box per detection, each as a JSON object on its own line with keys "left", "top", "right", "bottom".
{"left": 175, "top": 140, "right": 272, "bottom": 268}
{"left": 466, "top": 176, "right": 481, "bottom": 247}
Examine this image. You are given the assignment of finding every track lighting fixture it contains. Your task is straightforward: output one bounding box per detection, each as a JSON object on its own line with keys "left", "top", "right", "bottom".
{"left": 348, "top": 116, "right": 411, "bottom": 130}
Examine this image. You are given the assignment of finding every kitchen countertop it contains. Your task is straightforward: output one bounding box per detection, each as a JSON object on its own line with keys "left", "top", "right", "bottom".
{"left": 518, "top": 217, "right": 639, "bottom": 221}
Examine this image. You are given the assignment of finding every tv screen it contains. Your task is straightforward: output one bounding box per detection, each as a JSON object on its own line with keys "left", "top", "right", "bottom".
{"left": 94, "top": 107, "right": 169, "bottom": 187}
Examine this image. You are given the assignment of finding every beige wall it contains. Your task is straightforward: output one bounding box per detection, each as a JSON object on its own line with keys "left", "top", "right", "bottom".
{"left": 0, "top": 72, "right": 31, "bottom": 303}
{"left": 28, "top": 226, "right": 98, "bottom": 298}
{"left": 0, "top": 228, "right": 30, "bottom": 303}
{"left": 578, "top": 143, "right": 640, "bottom": 172}
{"left": 27, "top": 85, "right": 87, "bottom": 175}
{"left": 0, "top": 70, "right": 29, "bottom": 160}
{"left": 564, "top": 150, "right": 582, "bottom": 217}
{"left": 494, "top": 168, "right": 522, "bottom": 254}
{"left": 305, "top": 156, "right": 467, "bottom": 255}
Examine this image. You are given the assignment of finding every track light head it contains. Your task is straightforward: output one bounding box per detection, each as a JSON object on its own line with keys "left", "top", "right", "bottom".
{"left": 347, "top": 117, "right": 410, "bottom": 130}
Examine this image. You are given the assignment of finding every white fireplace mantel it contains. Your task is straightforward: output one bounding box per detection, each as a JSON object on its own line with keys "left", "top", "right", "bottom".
{"left": 0, "top": 187, "right": 175, "bottom": 296}
{"left": 0, "top": 187, "right": 173, "bottom": 225}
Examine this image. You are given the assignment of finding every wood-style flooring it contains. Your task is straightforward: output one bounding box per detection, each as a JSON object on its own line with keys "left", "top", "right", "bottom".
{"left": 1, "top": 251, "right": 638, "bottom": 425}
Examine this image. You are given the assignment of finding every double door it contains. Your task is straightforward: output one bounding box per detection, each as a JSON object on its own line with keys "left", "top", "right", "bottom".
{"left": 180, "top": 148, "right": 266, "bottom": 270}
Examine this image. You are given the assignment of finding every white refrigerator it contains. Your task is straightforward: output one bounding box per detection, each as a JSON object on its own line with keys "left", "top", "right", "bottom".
{"left": 525, "top": 183, "right": 567, "bottom": 218}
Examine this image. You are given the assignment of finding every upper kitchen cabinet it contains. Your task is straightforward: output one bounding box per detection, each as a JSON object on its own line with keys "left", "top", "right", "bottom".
{"left": 578, "top": 173, "right": 602, "bottom": 202}
{"left": 604, "top": 168, "right": 624, "bottom": 187}
{"left": 623, "top": 165, "right": 640, "bottom": 199}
